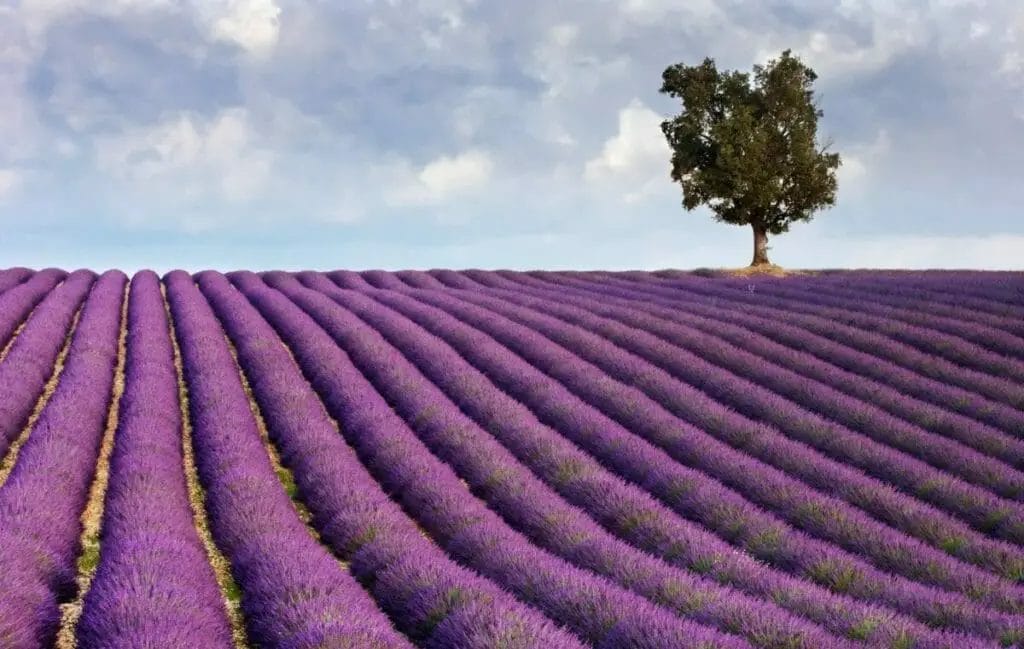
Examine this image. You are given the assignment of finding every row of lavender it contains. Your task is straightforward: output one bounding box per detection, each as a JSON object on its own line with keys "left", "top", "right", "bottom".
{"left": 0, "top": 267, "right": 1021, "bottom": 648}
{"left": 432, "top": 277, "right": 1024, "bottom": 571}
{"left": 0, "top": 271, "right": 588, "bottom": 649}
{"left": 310, "top": 272, "right": 1024, "bottom": 635}
{"left": 195, "top": 266, "right": 1019, "bottom": 642}
{"left": 0, "top": 271, "right": 123, "bottom": 646}
{"left": 251, "top": 268, "right": 1024, "bottom": 642}
{"left": 418, "top": 274, "right": 1024, "bottom": 580}
{"left": 214, "top": 266, "right": 1015, "bottom": 642}
{"left": 309, "top": 269, "right": 1024, "bottom": 636}
{"left": 263, "top": 272, "right": 975, "bottom": 647}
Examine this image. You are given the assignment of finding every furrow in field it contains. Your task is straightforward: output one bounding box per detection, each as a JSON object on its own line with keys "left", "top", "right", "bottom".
{"left": 200, "top": 270, "right": 587, "bottom": 649}
{"left": 573, "top": 272, "right": 1024, "bottom": 409}
{"left": 289, "top": 271, "right": 986, "bottom": 649}
{"left": 410, "top": 286, "right": 1024, "bottom": 603}
{"left": 351, "top": 282, "right": 1024, "bottom": 639}
{"left": 361, "top": 269, "right": 414, "bottom": 289}
{"left": 165, "top": 270, "right": 417, "bottom": 649}
{"left": 394, "top": 270, "right": 451, "bottom": 289}
{"left": 0, "top": 268, "right": 33, "bottom": 296}
{"left": 516, "top": 271, "right": 1024, "bottom": 438}
{"left": 423, "top": 269, "right": 485, "bottom": 290}
{"left": 55, "top": 280, "right": 128, "bottom": 649}
{"left": 72, "top": 272, "right": 235, "bottom": 648}
{"left": 805, "top": 273, "right": 1024, "bottom": 320}
{"left": 761, "top": 276, "right": 1024, "bottom": 341}
{"left": 454, "top": 278, "right": 1024, "bottom": 569}
{"left": 691, "top": 275, "right": 1024, "bottom": 365}
{"left": 0, "top": 269, "right": 67, "bottom": 360}
{"left": 270, "top": 272, "right": 859, "bottom": 649}
{"left": 228, "top": 333, "right": 323, "bottom": 540}
{"left": 466, "top": 270, "right": 1024, "bottom": 474}
{"left": 520, "top": 272, "right": 1024, "bottom": 495}
{"left": 233, "top": 270, "right": 751, "bottom": 649}
{"left": 329, "top": 269, "right": 377, "bottom": 289}
{"left": 691, "top": 270, "right": 1024, "bottom": 311}
{"left": 0, "top": 271, "right": 126, "bottom": 648}
{"left": 165, "top": 281, "right": 249, "bottom": 649}
{"left": 0, "top": 309, "right": 81, "bottom": 488}
{"left": 0, "top": 270, "right": 96, "bottom": 464}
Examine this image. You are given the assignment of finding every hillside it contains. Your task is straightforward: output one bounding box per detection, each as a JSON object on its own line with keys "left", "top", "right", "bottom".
{"left": 1, "top": 267, "right": 1023, "bottom": 649}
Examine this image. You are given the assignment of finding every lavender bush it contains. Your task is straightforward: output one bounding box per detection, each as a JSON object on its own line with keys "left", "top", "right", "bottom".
{"left": 0, "top": 271, "right": 125, "bottom": 647}
{"left": 76, "top": 271, "right": 234, "bottom": 648}
{"left": 0, "top": 265, "right": 1020, "bottom": 649}
{"left": 165, "top": 270, "right": 414, "bottom": 649}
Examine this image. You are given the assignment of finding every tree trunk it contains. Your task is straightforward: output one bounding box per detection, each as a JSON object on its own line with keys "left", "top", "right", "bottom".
{"left": 751, "top": 224, "right": 770, "bottom": 266}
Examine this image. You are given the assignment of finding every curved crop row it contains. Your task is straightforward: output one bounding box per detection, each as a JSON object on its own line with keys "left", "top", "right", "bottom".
{"left": 394, "top": 270, "right": 450, "bottom": 289}
{"left": 232, "top": 271, "right": 752, "bottom": 649}
{"left": 476, "top": 271, "right": 1024, "bottom": 474}
{"left": 714, "top": 271, "right": 1021, "bottom": 304}
{"left": 402, "top": 287, "right": 1024, "bottom": 607}
{"left": 368, "top": 282, "right": 1024, "bottom": 630}
{"left": 587, "top": 273, "right": 1024, "bottom": 410}
{"left": 0, "top": 268, "right": 66, "bottom": 352}
{"left": 76, "top": 271, "right": 234, "bottom": 648}
{"left": 457, "top": 280, "right": 1024, "bottom": 569}
{"left": 526, "top": 272, "right": 1024, "bottom": 438}
{"left": 357, "top": 284, "right": 1024, "bottom": 638}
{"left": 293, "top": 271, "right": 990, "bottom": 648}
{"left": 701, "top": 277, "right": 1024, "bottom": 365}
{"left": 487, "top": 280, "right": 1024, "bottom": 503}
{"left": 764, "top": 277, "right": 1024, "bottom": 342}
{"left": 164, "top": 270, "right": 414, "bottom": 649}
{"left": 638, "top": 268, "right": 1024, "bottom": 354}
{"left": 421, "top": 270, "right": 482, "bottom": 290}
{"left": 329, "top": 270, "right": 377, "bottom": 289}
{"left": 644, "top": 269, "right": 1024, "bottom": 325}
{"left": 361, "top": 269, "right": 409, "bottom": 289}
{"left": 0, "top": 268, "right": 32, "bottom": 295}
{"left": 0, "top": 270, "right": 96, "bottom": 459}
{"left": 197, "top": 270, "right": 585, "bottom": 649}
{"left": 804, "top": 274, "right": 1024, "bottom": 319}
{"left": 0, "top": 271, "right": 126, "bottom": 648}
{"left": 271, "top": 273, "right": 854, "bottom": 649}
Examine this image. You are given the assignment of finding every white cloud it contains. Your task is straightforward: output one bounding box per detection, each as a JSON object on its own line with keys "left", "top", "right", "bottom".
{"left": 205, "top": 0, "right": 281, "bottom": 57}
{"left": 17, "top": 0, "right": 280, "bottom": 57}
{"left": 786, "top": 25, "right": 924, "bottom": 79}
{"left": 17, "top": 0, "right": 175, "bottom": 41}
{"left": 0, "top": 169, "right": 23, "bottom": 199}
{"left": 387, "top": 149, "right": 495, "bottom": 206}
{"left": 421, "top": 150, "right": 493, "bottom": 195}
{"left": 584, "top": 99, "right": 670, "bottom": 203}
{"left": 620, "top": 0, "right": 721, "bottom": 24}
{"left": 837, "top": 129, "right": 890, "bottom": 193}
{"left": 95, "top": 108, "right": 272, "bottom": 205}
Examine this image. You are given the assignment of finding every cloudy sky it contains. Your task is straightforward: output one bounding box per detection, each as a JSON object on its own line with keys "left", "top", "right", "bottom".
{"left": 1, "top": 0, "right": 1022, "bottom": 271}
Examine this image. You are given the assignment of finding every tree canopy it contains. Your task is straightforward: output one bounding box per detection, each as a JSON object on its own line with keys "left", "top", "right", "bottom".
{"left": 660, "top": 50, "right": 840, "bottom": 266}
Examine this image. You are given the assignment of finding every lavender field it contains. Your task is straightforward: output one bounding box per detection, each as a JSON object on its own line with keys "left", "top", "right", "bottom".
{"left": 1, "top": 267, "right": 1023, "bottom": 649}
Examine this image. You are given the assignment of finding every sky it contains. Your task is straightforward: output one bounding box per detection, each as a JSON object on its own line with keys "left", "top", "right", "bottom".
{"left": 0, "top": 0, "right": 1022, "bottom": 272}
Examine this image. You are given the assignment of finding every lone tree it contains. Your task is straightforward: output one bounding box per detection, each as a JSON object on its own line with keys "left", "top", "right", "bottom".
{"left": 660, "top": 50, "right": 840, "bottom": 267}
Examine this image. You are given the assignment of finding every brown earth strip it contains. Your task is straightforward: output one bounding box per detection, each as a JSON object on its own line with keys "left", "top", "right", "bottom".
{"left": 164, "top": 284, "right": 250, "bottom": 649}
{"left": 0, "top": 280, "right": 65, "bottom": 364}
{"left": 0, "top": 308, "right": 82, "bottom": 487}
{"left": 222, "top": 334, "right": 332, "bottom": 551}
{"left": 55, "top": 284, "right": 129, "bottom": 648}
{"left": 0, "top": 321, "right": 29, "bottom": 363}
{"left": 234, "top": 292, "right": 434, "bottom": 540}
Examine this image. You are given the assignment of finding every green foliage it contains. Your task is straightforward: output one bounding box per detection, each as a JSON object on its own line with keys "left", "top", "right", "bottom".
{"left": 660, "top": 50, "right": 841, "bottom": 262}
